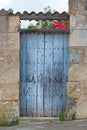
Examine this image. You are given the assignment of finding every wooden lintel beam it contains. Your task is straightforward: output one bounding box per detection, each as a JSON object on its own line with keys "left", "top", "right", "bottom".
{"left": 20, "top": 15, "right": 69, "bottom": 21}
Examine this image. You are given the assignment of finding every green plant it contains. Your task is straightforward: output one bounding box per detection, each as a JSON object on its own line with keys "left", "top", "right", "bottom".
{"left": 0, "top": 117, "right": 19, "bottom": 126}
{"left": 65, "top": 21, "right": 70, "bottom": 26}
{"left": 27, "top": 23, "right": 34, "bottom": 29}
{"left": 0, "top": 103, "right": 19, "bottom": 126}
{"left": 41, "top": 20, "right": 53, "bottom": 29}
{"left": 44, "top": 6, "right": 52, "bottom": 13}
{"left": 0, "top": 113, "right": 19, "bottom": 126}
{"left": 26, "top": 6, "right": 69, "bottom": 30}
{"left": 59, "top": 110, "right": 66, "bottom": 121}
{"left": 71, "top": 113, "right": 76, "bottom": 120}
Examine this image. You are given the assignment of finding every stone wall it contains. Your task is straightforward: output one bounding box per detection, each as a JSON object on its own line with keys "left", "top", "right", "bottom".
{"left": 0, "top": 9, "right": 20, "bottom": 118}
{"left": 0, "top": 1, "right": 87, "bottom": 119}
{"left": 68, "top": 0, "right": 87, "bottom": 118}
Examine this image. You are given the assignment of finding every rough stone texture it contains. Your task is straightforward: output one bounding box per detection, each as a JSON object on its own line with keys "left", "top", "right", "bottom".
{"left": 0, "top": 101, "right": 19, "bottom": 118}
{"left": 0, "top": 50, "right": 4, "bottom": 68}
{"left": 70, "top": 12, "right": 87, "bottom": 28}
{"left": 4, "top": 49, "right": 19, "bottom": 66}
{"left": 83, "top": 47, "right": 87, "bottom": 63}
{"left": 77, "top": 100, "right": 87, "bottom": 119}
{"left": 69, "top": 0, "right": 86, "bottom": 13}
{"left": 77, "top": 81, "right": 87, "bottom": 118}
{"left": 67, "top": 81, "right": 80, "bottom": 116}
{"left": 70, "top": 30, "right": 87, "bottom": 46}
{"left": 0, "top": 33, "right": 19, "bottom": 49}
{"left": 0, "top": 68, "right": 19, "bottom": 84}
{"left": 69, "top": 47, "right": 87, "bottom": 64}
{"left": 69, "top": 48, "right": 82, "bottom": 64}
{"left": 0, "top": 85, "right": 3, "bottom": 101}
{"left": 68, "top": 0, "right": 87, "bottom": 119}
{"left": 8, "top": 15, "right": 20, "bottom": 32}
{"left": 0, "top": 84, "right": 19, "bottom": 101}
{"left": 0, "top": 10, "right": 20, "bottom": 118}
{"left": 0, "top": 16, "right": 8, "bottom": 32}
{"left": 68, "top": 64, "right": 87, "bottom": 81}
{"left": 67, "top": 82, "right": 80, "bottom": 99}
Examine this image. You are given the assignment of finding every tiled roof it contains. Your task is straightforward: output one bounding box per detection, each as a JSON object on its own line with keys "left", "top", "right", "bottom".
{"left": 0, "top": 9, "right": 69, "bottom": 21}
{"left": 20, "top": 11, "right": 69, "bottom": 20}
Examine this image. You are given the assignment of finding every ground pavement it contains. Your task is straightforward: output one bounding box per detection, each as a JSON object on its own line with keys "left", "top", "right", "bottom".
{"left": 0, "top": 120, "right": 87, "bottom": 130}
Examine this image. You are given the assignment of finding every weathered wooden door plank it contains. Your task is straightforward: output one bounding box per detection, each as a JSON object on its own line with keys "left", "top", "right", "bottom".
{"left": 26, "top": 33, "right": 37, "bottom": 116}
{"left": 63, "top": 34, "right": 69, "bottom": 108}
{"left": 20, "top": 33, "right": 27, "bottom": 116}
{"left": 52, "top": 34, "right": 64, "bottom": 116}
{"left": 37, "top": 33, "right": 44, "bottom": 117}
{"left": 44, "top": 33, "right": 53, "bottom": 117}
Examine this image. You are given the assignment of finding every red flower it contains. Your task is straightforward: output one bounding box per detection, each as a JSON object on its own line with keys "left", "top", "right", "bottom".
{"left": 53, "top": 21, "right": 69, "bottom": 29}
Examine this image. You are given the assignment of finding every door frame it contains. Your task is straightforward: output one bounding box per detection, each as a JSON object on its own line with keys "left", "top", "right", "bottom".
{"left": 19, "top": 29, "right": 69, "bottom": 117}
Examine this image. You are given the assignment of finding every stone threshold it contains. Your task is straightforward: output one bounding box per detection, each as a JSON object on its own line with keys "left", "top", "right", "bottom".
{"left": 19, "top": 117, "right": 59, "bottom": 123}
{"left": 19, "top": 117, "right": 87, "bottom": 124}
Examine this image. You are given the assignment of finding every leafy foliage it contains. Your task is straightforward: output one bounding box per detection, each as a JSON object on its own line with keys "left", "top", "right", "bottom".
{"left": 26, "top": 6, "right": 69, "bottom": 30}
{"left": 71, "top": 113, "right": 76, "bottom": 120}
{"left": 27, "top": 23, "right": 35, "bottom": 29}
{"left": 59, "top": 110, "right": 67, "bottom": 121}
{"left": 0, "top": 113, "right": 19, "bottom": 126}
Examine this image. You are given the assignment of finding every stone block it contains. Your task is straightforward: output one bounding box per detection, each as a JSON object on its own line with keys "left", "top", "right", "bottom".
{"left": 70, "top": 13, "right": 87, "bottom": 28}
{"left": 67, "top": 96, "right": 77, "bottom": 117}
{"left": 8, "top": 15, "right": 20, "bottom": 32}
{"left": 0, "top": 16, "right": 8, "bottom": 32}
{"left": 77, "top": 98, "right": 87, "bottom": 118}
{"left": 69, "top": 30, "right": 87, "bottom": 46}
{"left": 0, "top": 101, "right": 19, "bottom": 118}
{"left": 0, "top": 85, "right": 2, "bottom": 101}
{"left": 0, "top": 67, "right": 19, "bottom": 84}
{"left": 83, "top": 47, "right": 87, "bottom": 63}
{"left": 67, "top": 82, "right": 80, "bottom": 99}
{"left": 0, "top": 33, "right": 19, "bottom": 49}
{"left": 68, "top": 64, "right": 87, "bottom": 81}
{"left": 0, "top": 9, "right": 8, "bottom": 16}
{"left": 4, "top": 49, "right": 19, "bottom": 67}
{"left": 69, "top": 49, "right": 82, "bottom": 64}
{"left": 80, "top": 81, "right": 87, "bottom": 98}
{"left": 76, "top": 80, "right": 87, "bottom": 118}
{"left": 2, "top": 84, "right": 19, "bottom": 101}
{"left": 69, "top": 0, "right": 85, "bottom": 13}
{"left": 0, "top": 50, "right": 4, "bottom": 68}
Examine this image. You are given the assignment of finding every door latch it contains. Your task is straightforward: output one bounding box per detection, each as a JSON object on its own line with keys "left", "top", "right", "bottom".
{"left": 25, "top": 75, "right": 34, "bottom": 82}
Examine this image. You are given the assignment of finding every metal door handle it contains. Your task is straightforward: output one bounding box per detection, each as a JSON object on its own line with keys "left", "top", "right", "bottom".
{"left": 25, "top": 76, "right": 34, "bottom": 82}
{"left": 55, "top": 77, "right": 62, "bottom": 82}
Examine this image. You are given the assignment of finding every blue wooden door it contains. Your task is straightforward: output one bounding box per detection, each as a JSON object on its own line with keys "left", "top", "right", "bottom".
{"left": 20, "top": 32, "right": 68, "bottom": 117}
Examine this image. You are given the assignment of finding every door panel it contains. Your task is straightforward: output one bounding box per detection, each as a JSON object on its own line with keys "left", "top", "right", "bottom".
{"left": 52, "top": 34, "right": 64, "bottom": 116}
{"left": 26, "top": 33, "right": 37, "bottom": 116}
{"left": 20, "top": 32, "right": 68, "bottom": 117}
{"left": 20, "top": 33, "right": 27, "bottom": 116}
{"left": 44, "top": 34, "right": 53, "bottom": 117}
{"left": 37, "top": 34, "right": 44, "bottom": 116}
{"left": 63, "top": 34, "right": 69, "bottom": 108}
